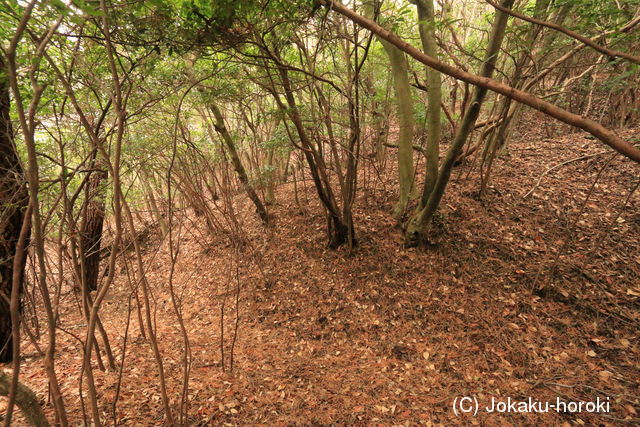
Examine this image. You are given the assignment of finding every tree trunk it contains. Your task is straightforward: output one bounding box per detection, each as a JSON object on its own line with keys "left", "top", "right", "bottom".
{"left": 327, "top": 213, "right": 353, "bottom": 249}
{"left": 405, "top": 0, "right": 515, "bottom": 244}
{"left": 271, "top": 59, "right": 351, "bottom": 247}
{"left": 479, "top": 0, "right": 552, "bottom": 195}
{"left": 413, "top": 0, "right": 442, "bottom": 207}
{"left": 0, "top": 56, "right": 29, "bottom": 363}
{"left": 365, "top": 0, "right": 414, "bottom": 218}
{"left": 320, "top": 0, "right": 640, "bottom": 163}
{"left": 209, "top": 103, "right": 270, "bottom": 224}
{"left": 265, "top": 147, "right": 276, "bottom": 204}
{"left": 380, "top": 39, "right": 414, "bottom": 218}
{"left": 79, "top": 161, "right": 107, "bottom": 292}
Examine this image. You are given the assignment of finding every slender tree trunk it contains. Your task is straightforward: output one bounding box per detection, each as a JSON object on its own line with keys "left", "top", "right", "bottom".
{"left": 380, "top": 41, "right": 415, "bottom": 218}
{"left": 0, "top": 56, "right": 29, "bottom": 363}
{"left": 364, "top": 0, "right": 414, "bottom": 218}
{"left": 143, "top": 173, "right": 168, "bottom": 235}
{"left": 265, "top": 148, "right": 276, "bottom": 204}
{"left": 367, "top": 73, "right": 388, "bottom": 164}
{"left": 405, "top": 0, "right": 515, "bottom": 244}
{"left": 6, "top": 33, "right": 69, "bottom": 426}
{"left": 479, "top": 0, "right": 551, "bottom": 195}
{"left": 270, "top": 58, "right": 350, "bottom": 247}
{"left": 209, "top": 103, "right": 269, "bottom": 224}
{"left": 320, "top": 0, "right": 640, "bottom": 162}
{"left": 413, "top": 0, "right": 442, "bottom": 207}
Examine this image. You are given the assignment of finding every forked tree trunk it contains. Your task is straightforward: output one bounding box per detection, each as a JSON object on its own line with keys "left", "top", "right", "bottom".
{"left": 364, "top": 0, "right": 414, "bottom": 218}
{"left": 479, "top": 0, "right": 551, "bottom": 196}
{"left": 0, "top": 56, "right": 29, "bottom": 363}
{"left": 327, "top": 213, "right": 353, "bottom": 249}
{"left": 405, "top": 0, "right": 515, "bottom": 244}
{"left": 269, "top": 57, "right": 351, "bottom": 247}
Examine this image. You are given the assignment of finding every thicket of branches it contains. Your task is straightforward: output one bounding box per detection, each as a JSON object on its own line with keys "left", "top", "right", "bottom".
{"left": 0, "top": 0, "right": 638, "bottom": 424}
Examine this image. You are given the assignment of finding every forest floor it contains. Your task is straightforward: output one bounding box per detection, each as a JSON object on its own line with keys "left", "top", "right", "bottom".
{"left": 5, "top": 121, "right": 640, "bottom": 425}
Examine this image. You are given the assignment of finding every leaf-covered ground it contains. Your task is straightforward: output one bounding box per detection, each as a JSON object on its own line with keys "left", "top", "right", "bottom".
{"left": 5, "top": 124, "right": 640, "bottom": 425}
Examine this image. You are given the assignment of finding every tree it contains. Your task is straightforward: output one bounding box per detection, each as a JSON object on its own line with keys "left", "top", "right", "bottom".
{"left": 0, "top": 55, "right": 29, "bottom": 364}
{"left": 318, "top": 0, "right": 640, "bottom": 245}
{"left": 406, "top": 0, "right": 514, "bottom": 243}
{"left": 411, "top": 0, "right": 442, "bottom": 209}
{"left": 209, "top": 102, "right": 270, "bottom": 224}
{"left": 1, "top": 0, "right": 639, "bottom": 423}
{"left": 368, "top": 0, "right": 415, "bottom": 218}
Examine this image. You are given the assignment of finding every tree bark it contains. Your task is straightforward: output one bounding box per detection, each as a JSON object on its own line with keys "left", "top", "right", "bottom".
{"left": 412, "top": 0, "right": 442, "bottom": 208}
{"left": 0, "top": 56, "right": 29, "bottom": 363}
{"left": 79, "top": 160, "right": 107, "bottom": 292}
{"left": 380, "top": 42, "right": 415, "bottom": 218}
